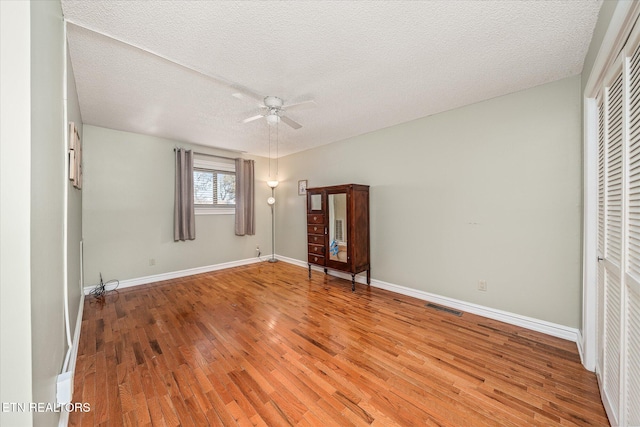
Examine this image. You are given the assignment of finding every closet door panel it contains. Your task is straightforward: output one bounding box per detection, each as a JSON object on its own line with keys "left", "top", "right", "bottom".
{"left": 592, "top": 8, "right": 640, "bottom": 425}
{"left": 598, "top": 99, "right": 606, "bottom": 376}
{"left": 626, "top": 282, "right": 640, "bottom": 425}
{"left": 603, "top": 65, "right": 624, "bottom": 422}
{"left": 625, "top": 34, "right": 640, "bottom": 426}
{"left": 597, "top": 99, "right": 606, "bottom": 376}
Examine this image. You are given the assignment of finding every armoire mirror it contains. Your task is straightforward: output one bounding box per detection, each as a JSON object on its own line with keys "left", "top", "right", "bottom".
{"left": 328, "top": 193, "right": 347, "bottom": 263}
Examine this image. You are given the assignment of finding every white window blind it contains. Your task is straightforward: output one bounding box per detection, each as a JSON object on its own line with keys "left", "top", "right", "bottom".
{"left": 335, "top": 219, "right": 344, "bottom": 242}
{"left": 193, "top": 156, "right": 236, "bottom": 215}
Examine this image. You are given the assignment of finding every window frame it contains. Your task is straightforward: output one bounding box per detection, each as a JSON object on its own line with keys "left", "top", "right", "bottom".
{"left": 193, "top": 157, "right": 236, "bottom": 215}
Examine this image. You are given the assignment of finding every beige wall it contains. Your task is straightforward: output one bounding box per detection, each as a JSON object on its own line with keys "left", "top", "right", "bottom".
{"left": 82, "top": 125, "right": 272, "bottom": 284}
{"left": 0, "top": 2, "right": 33, "bottom": 426}
{"left": 29, "top": 1, "right": 75, "bottom": 425}
{"left": 0, "top": 2, "right": 84, "bottom": 426}
{"left": 277, "top": 76, "right": 583, "bottom": 328}
{"left": 30, "top": 0, "right": 66, "bottom": 424}
{"left": 66, "top": 40, "right": 84, "bottom": 359}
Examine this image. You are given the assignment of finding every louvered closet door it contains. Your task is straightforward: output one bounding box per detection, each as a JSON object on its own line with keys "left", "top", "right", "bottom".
{"left": 602, "top": 66, "right": 624, "bottom": 421}
{"left": 597, "top": 99, "right": 606, "bottom": 378}
{"left": 593, "top": 10, "right": 640, "bottom": 426}
{"left": 625, "top": 34, "right": 640, "bottom": 427}
{"left": 596, "top": 27, "right": 640, "bottom": 426}
{"left": 597, "top": 97, "right": 606, "bottom": 372}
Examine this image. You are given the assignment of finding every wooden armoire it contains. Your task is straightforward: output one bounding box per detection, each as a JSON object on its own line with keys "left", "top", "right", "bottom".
{"left": 306, "top": 184, "right": 370, "bottom": 291}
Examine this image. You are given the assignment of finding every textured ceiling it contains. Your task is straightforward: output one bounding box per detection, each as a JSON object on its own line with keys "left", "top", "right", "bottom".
{"left": 61, "top": 0, "right": 602, "bottom": 157}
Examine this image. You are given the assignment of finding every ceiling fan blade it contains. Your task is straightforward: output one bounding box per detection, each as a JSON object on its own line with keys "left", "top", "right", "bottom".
{"left": 242, "top": 114, "right": 264, "bottom": 124}
{"left": 285, "top": 99, "right": 316, "bottom": 110}
{"left": 230, "top": 84, "right": 264, "bottom": 103}
{"left": 280, "top": 115, "right": 302, "bottom": 130}
{"left": 232, "top": 92, "right": 264, "bottom": 107}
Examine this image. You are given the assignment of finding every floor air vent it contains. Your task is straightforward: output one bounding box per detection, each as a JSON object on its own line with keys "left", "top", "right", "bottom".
{"left": 426, "top": 303, "right": 462, "bottom": 317}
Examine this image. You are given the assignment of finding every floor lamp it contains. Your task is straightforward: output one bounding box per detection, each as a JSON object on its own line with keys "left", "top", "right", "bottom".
{"left": 266, "top": 111, "right": 279, "bottom": 263}
{"left": 267, "top": 180, "right": 279, "bottom": 263}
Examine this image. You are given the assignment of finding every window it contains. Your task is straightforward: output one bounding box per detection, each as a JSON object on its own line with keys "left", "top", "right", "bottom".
{"left": 194, "top": 169, "right": 236, "bottom": 205}
{"left": 193, "top": 157, "right": 235, "bottom": 215}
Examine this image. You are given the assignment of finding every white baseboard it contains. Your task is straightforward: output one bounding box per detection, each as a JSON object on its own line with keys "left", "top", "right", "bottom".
{"left": 83, "top": 257, "right": 262, "bottom": 295}
{"left": 82, "top": 254, "right": 580, "bottom": 344}
{"left": 57, "top": 292, "right": 85, "bottom": 427}
{"left": 277, "top": 255, "right": 580, "bottom": 343}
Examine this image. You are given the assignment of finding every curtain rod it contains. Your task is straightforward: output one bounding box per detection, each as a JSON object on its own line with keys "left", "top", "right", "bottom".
{"left": 174, "top": 147, "right": 237, "bottom": 161}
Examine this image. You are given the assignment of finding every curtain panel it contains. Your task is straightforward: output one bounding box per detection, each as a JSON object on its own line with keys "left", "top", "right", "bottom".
{"left": 235, "top": 158, "right": 255, "bottom": 236}
{"left": 174, "top": 148, "right": 195, "bottom": 241}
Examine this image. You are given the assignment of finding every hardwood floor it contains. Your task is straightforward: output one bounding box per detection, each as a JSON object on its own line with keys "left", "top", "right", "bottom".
{"left": 69, "top": 262, "right": 608, "bottom": 426}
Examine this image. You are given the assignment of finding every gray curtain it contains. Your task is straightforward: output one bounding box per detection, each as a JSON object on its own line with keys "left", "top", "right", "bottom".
{"left": 174, "top": 148, "right": 195, "bottom": 241}
{"left": 235, "top": 158, "right": 255, "bottom": 236}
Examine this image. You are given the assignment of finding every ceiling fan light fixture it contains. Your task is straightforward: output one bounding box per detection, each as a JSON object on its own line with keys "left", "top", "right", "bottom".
{"left": 266, "top": 112, "right": 280, "bottom": 126}
{"left": 236, "top": 93, "right": 311, "bottom": 129}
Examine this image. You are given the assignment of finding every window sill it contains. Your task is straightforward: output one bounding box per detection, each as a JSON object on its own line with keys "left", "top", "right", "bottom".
{"left": 195, "top": 208, "right": 235, "bottom": 215}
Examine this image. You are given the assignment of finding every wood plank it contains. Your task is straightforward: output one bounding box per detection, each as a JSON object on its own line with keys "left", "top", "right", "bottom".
{"left": 69, "top": 262, "right": 609, "bottom": 426}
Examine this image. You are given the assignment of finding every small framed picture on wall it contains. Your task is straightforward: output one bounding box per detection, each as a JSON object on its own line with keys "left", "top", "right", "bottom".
{"left": 298, "top": 180, "right": 308, "bottom": 196}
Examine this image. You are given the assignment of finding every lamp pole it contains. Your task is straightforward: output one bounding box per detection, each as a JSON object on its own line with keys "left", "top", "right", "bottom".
{"left": 267, "top": 118, "right": 279, "bottom": 263}
{"left": 267, "top": 180, "right": 278, "bottom": 263}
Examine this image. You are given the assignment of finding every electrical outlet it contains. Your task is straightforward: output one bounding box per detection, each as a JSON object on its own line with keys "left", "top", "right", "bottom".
{"left": 149, "top": 258, "right": 155, "bottom": 266}
{"left": 478, "top": 280, "right": 487, "bottom": 291}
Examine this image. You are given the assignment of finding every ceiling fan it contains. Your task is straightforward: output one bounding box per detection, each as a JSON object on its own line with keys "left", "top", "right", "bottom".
{"left": 60, "top": 23, "right": 316, "bottom": 131}
{"left": 233, "top": 91, "right": 315, "bottom": 130}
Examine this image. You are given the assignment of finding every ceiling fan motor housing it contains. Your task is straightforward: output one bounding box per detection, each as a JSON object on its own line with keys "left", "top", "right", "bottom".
{"left": 264, "top": 96, "right": 283, "bottom": 108}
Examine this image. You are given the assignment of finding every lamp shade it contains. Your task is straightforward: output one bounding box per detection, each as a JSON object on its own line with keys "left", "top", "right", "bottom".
{"left": 266, "top": 113, "right": 280, "bottom": 126}
{"left": 267, "top": 180, "right": 279, "bottom": 188}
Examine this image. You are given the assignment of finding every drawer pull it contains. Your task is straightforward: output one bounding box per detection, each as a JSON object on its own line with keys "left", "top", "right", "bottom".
{"left": 314, "top": 226, "right": 318, "bottom": 231}
{"left": 313, "top": 216, "right": 317, "bottom": 221}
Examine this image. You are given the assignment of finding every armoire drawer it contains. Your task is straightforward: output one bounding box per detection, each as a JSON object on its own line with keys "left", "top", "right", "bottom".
{"left": 308, "top": 244, "right": 324, "bottom": 255}
{"left": 307, "top": 224, "right": 324, "bottom": 235}
{"left": 308, "top": 254, "right": 325, "bottom": 265}
{"left": 308, "top": 234, "right": 323, "bottom": 245}
{"left": 307, "top": 214, "right": 324, "bottom": 224}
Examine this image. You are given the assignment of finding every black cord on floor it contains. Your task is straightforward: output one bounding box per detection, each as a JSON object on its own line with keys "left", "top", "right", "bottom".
{"left": 89, "top": 273, "right": 119, "bottom": 298}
